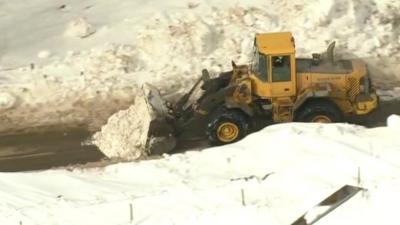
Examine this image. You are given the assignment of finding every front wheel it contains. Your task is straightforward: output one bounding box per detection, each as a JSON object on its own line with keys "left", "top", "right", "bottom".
{"left": 206, "top": 109, "right": 249, "bottom": 146}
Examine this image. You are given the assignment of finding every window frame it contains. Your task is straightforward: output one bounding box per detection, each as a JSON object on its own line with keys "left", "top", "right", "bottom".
{"left": 252, "top": 51, "right": 268, "bottom": 82}
{"left": 270, "top": 54, "right": 292, "bottom": 83}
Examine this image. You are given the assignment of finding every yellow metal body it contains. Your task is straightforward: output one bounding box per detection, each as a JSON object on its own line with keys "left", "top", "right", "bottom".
{"left": 256, "top": 32, "right": 295, "bottom": 55}
{"left": 232, "top": 32, "right": 378, "bottom": 122}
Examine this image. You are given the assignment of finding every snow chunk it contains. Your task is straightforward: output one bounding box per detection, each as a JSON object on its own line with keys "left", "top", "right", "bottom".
{"left": 37, "top": 50, "right": 52, "bottom": 59}
{"left": 64, "top": 17, "right": 96, "bottom": 38}
{"left": 92, "top": 93, "right": 152, "bottom": 160}
{"left": 0, "top": 92, "right": 17, "bottom": 110}
{"left": 387, "top": 114, "right": 400, "bottom": 129}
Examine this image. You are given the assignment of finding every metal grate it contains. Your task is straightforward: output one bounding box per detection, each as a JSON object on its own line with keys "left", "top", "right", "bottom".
{"left": 347, "top": 77, "right": 359, "bottom": 100}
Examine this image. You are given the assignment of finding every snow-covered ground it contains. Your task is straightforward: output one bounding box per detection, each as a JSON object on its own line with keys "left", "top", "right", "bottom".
{"left": 1, "top": 0, "right": 400, "bottom": 224}
{"left": 1, "top": 117, "right": 400, "bottom": 225}
{"left": 1, "top": 0, "right": 400, "bottom": 134}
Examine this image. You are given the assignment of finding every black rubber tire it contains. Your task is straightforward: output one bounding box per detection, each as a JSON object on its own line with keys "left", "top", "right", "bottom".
{"left": 206, "top": 109, "right": 249, "bottom": 146}
{"left": 295, "top": 99, "right": 344, "bottom": 123}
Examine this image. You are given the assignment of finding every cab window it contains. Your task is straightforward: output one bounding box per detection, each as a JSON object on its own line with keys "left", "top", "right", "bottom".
{"left": 271, "top": 55, "right": 291, "bottom": 82}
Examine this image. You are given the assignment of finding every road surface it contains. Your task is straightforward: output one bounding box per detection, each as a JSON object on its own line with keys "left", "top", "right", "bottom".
{"left": 0, "top": 100, "right": 398, "bottom": 172}
{"left": 0, "top": 130, "right": 104, "bottom": 172}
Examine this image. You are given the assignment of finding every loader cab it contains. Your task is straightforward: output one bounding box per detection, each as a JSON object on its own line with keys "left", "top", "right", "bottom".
{"left": 250, "top": 32, "right": 297, "bottom": 98}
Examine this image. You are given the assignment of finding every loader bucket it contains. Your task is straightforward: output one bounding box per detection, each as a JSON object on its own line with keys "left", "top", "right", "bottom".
{"left": 92, "top": 85, "right": 177, "bottom": 160}
{"left": 142, "top": 83, "right": 177, "bottom": 155}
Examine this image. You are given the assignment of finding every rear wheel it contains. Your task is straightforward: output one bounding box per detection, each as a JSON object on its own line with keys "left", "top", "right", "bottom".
{"left": 207, "top": 109, "right": 249, "bottom": 146}
{"left": 295, "top": 99, "right": 343, "bottom": 123}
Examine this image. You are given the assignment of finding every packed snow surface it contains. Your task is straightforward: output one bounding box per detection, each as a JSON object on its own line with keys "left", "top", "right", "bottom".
{"left": 0, "top": 0, "right": 400, "bottom": 134}
{"left": 1, "top": 117, "right": 400, "bottom": 225}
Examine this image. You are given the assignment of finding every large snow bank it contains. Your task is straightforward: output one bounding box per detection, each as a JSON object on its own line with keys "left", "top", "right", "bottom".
{"left": 0, "top": 0, "right": 400, "bottom": 134}
{"left": 1, "top": 116, "right": 400, "bottom": 225}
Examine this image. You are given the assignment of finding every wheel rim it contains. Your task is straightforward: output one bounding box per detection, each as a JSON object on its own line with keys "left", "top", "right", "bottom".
{"left": 311, "top": 115, "right": 332, "bottom": 123}
{"left": 217, "top": 122, "right": 239, "bottom": 142}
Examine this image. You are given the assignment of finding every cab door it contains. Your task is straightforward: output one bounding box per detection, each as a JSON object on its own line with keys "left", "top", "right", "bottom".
{"left": 269, "top": 54, "right": 296, "bottom": 97}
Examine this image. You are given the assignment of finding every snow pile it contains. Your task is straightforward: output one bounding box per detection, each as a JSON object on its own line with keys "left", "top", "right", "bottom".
{"left": 0, "top": 43, "right": 141, "bottom": 134}
{"left": 1, "top": 117, "right": 400, "bottom": 225}
{"left": 93, "top": 94, "right": 151, "bottom": 159}
{"left": 131, "top": 0, "right": 400, "bottom": 91}
{"left": 130, "top": 6, "right": 281, "bottom": 91}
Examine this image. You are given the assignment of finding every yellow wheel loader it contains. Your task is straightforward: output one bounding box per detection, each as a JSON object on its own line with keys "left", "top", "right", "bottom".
{"left": 142, "top": 32, "right": 379, "bottom": 154}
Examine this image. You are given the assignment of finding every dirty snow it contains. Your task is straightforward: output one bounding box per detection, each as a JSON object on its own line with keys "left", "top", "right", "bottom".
{"left": 1, "top": 116, "right": 400, "bottom": 225}
{"left": 1, "top": 0, "right": 400, "bottom": 134}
